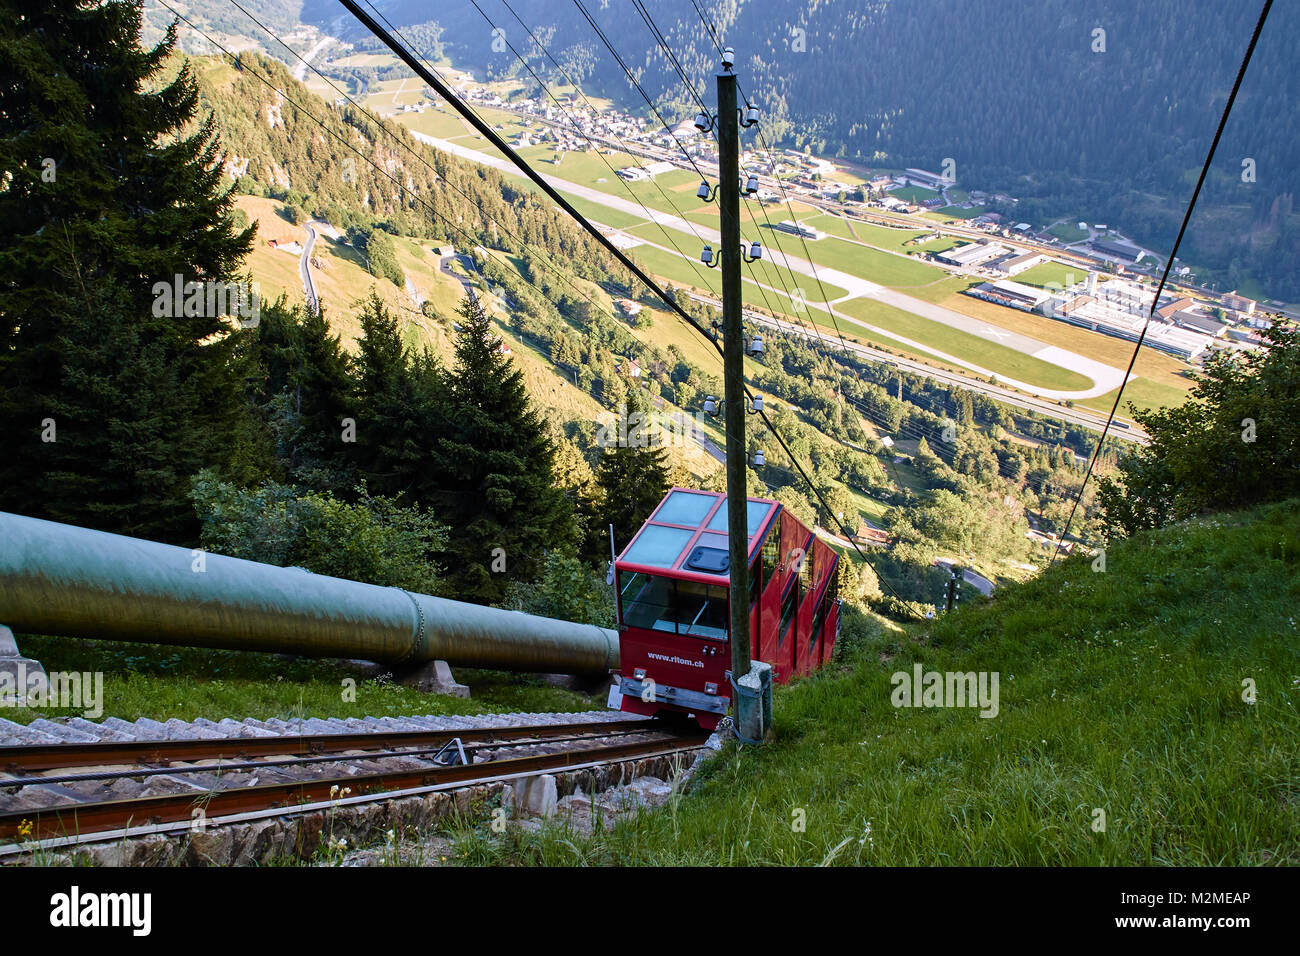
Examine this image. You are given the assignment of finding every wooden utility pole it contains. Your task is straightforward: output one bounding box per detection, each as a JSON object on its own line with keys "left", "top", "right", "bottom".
{"left": 718, "top": 68, "right": 751, "bottom": 685}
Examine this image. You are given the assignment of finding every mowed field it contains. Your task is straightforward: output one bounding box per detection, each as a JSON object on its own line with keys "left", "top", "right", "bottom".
{"left": 834, "top": 297, "right": 1094, "bottom": 392}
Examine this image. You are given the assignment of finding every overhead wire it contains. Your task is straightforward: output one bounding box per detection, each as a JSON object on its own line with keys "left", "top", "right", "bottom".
{"left": 463, "top": 0, "right": 717, "bottom": 290}
{"left": 686, "top": 1, "right": 855, "bottom": 356}
{"left": 622, "top": 2, "right": 855, "bottom": 417}
{"left": 570, "top": 0, "right": 707, "bottom": 181}
{"left": 610, "top": 0, "right": 904, "bottom": 518}
{"left": 634, "top": 1, "right": 886, "bottom": 455}
{"left": 681, "top": 1, "right": 1106, "bottom": 496}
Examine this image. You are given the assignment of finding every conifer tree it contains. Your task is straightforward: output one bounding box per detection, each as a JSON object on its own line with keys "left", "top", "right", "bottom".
{"left": 0, "top": 3, "right": 256, "bottom": 540}
{"left": 251, "top": 299, "right": 355, "bottom": 489}
{"left": 432, "top": 291, "right": 575, "bottom": 602}
{"left": 349, "top": 290, "right": 445, "bottom": 502}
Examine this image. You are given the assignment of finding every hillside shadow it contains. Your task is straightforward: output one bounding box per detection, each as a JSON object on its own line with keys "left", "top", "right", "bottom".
{"left": 323, "top": 235, "right": 370, "bottom": 272}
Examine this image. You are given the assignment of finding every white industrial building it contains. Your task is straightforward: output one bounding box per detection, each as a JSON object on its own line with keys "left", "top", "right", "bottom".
{"left": 936, "top": 241, "right": 1007, "bottom": 268}
{"left": 1051, "top": 277, "right": 1219, "bottom": 360}
{"left": 776, "top": 220, "right": 827, "bottom": 240}
{"left": 901, "top": 167, "right": 948, "bottom": 190}
{"left": 967, "top": 280, "right": 1050, "bottom": 310}
{"left": 988, "top": 250, "right": 1049, "bottom": 277}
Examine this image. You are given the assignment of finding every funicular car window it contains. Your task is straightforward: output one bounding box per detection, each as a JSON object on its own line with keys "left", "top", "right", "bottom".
{"left": 619, "top": 571, "right": 674, "bottom": 632}
{"left": 810, "top": 589, "right": 827, "bottom": 651}
{"left": 799, "top": 540, "right": 815, "bottom": 590}
{"left": 761, "top": 528, "right": 780, "bottom": 585}
{"left": 619, "top": 572, "right": 729, "bottom": 640}
{"left": 677, "top": 581, "right": 729, "bottom": 640}
{"left": 778, "top": 577, "right": 798, "bottom": 644}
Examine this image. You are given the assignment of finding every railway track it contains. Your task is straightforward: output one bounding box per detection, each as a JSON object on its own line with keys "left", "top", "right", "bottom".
{"left": 0, "top": 712, "right": 708, "bottom": 848}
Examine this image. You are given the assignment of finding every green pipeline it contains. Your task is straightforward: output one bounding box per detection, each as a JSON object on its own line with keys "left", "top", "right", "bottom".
{"left": 0, "top": 512, "right": 618, "bottom": 674}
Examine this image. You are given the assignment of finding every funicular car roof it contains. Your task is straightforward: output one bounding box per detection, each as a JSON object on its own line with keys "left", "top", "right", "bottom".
{"left": 615, "top": 488, "right": 782, "bottom": 584}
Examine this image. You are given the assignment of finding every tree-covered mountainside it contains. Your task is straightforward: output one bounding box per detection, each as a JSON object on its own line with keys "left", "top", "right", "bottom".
{"left": 342, "top": 0, "right": 1298, "bottom": 300}
{"left": 193, "top": 51, "right": 627, "bottom": 287}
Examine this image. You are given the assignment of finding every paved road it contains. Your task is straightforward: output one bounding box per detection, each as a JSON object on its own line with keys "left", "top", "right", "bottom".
{"left": 293, "top": 37, "right": 332, "bottom": 83}
{"left": 439, "top": 253, "right": 475, "bottom": 297}
{"left": 301, "top": 221, "right": 324, "bottom": 313}
{"left": 934, "top": 558, "right": 996, "bottom": 595}
{"left": 685, "top": 291, "right": 1149, "bottom": 445}
{"left": 406, "top": 129, "right": 1129, "bottom": 400}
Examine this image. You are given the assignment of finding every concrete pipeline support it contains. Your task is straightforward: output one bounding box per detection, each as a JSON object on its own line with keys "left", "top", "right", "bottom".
{"left": 0, "top": 511, "right": 619, "bottom": 675}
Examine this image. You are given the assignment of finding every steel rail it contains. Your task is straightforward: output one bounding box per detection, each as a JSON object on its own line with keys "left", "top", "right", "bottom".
{"left": 0, "top": 734, "right": 709, "bottom": 841}
{"left": 0, "top": 727, "right": 669, "bottom": 788}
{"left": 0, "top": 718, "right": 656, "bottom": 774}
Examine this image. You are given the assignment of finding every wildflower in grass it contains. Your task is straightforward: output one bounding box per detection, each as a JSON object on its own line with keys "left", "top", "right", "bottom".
{"left": 17, "top": 819, "right": 33, "bottom": 840}
{"left": 858, "top": 821, "right": 873, "bottom": 848}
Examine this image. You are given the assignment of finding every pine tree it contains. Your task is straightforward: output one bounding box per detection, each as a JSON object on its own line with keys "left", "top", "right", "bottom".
{"left": 349, "top": 290, "right": 445, "bottom": 501}
{"left": 0, "top": 3, "right": 256, "bottom": 540}
{"left": 39, "top": 274, "right": 199, "bottom": 536}
{"left": 251, "top": 299, "right": 355, "bottom": 489}
{"left": 432, "top": 291, "right": 576, "bottom": 602}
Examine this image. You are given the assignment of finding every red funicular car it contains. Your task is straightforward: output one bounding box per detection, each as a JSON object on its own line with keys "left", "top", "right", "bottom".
{"left": 609, "top": 487, "right": 841, "bottom": 730}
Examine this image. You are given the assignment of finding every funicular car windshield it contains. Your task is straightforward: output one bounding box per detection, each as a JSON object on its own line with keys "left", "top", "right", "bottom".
{"left": 618, "top": 572, "right": 729, "bottom": 639}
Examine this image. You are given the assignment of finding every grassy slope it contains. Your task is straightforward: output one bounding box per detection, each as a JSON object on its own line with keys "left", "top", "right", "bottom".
{"left": 451, "top": 500, "right": 1300, "bottom": 865}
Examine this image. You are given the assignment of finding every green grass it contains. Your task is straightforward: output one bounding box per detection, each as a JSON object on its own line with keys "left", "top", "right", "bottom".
{"left": 515, "top": 146, "right": 700, "bottom": 216}
{"left": 555, "top": 191, "right": 650, "bottom": 231}
{"left": 437, "top": 499, "right": 1300, "bottom": 865}
{"left": 834, "top": 297, "right": 1095, "bottom": 391}
{"left": 398, "top": 106, "right": 472, "bottom": 140}
{"left": 758, "top": 229, "right": 946, "bottom": 288}
{"left": 805, "top": 216, "right": 950, "bottom": 253}
{"left": 1, "top": 637, "right": 603, "bottom": 725}
{"left": 1015, "top": 261, "right": 1093, "bottom": 289}
{"left": 890, "top": 184, "right": 940, "bottom": 203}
{"left": 1047, "top": 222, "right": 1090, "bottom": 243}
{"left": 936, "top": 205, "right": 985, "bottom": 219}
{"left": 1079, "top": 376, "right": 1192, "bottom": 417}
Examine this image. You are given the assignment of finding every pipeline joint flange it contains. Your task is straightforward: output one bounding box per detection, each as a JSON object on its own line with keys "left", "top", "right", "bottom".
{"left": 390, "top": 589, "right": 428, "bottom": 669}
